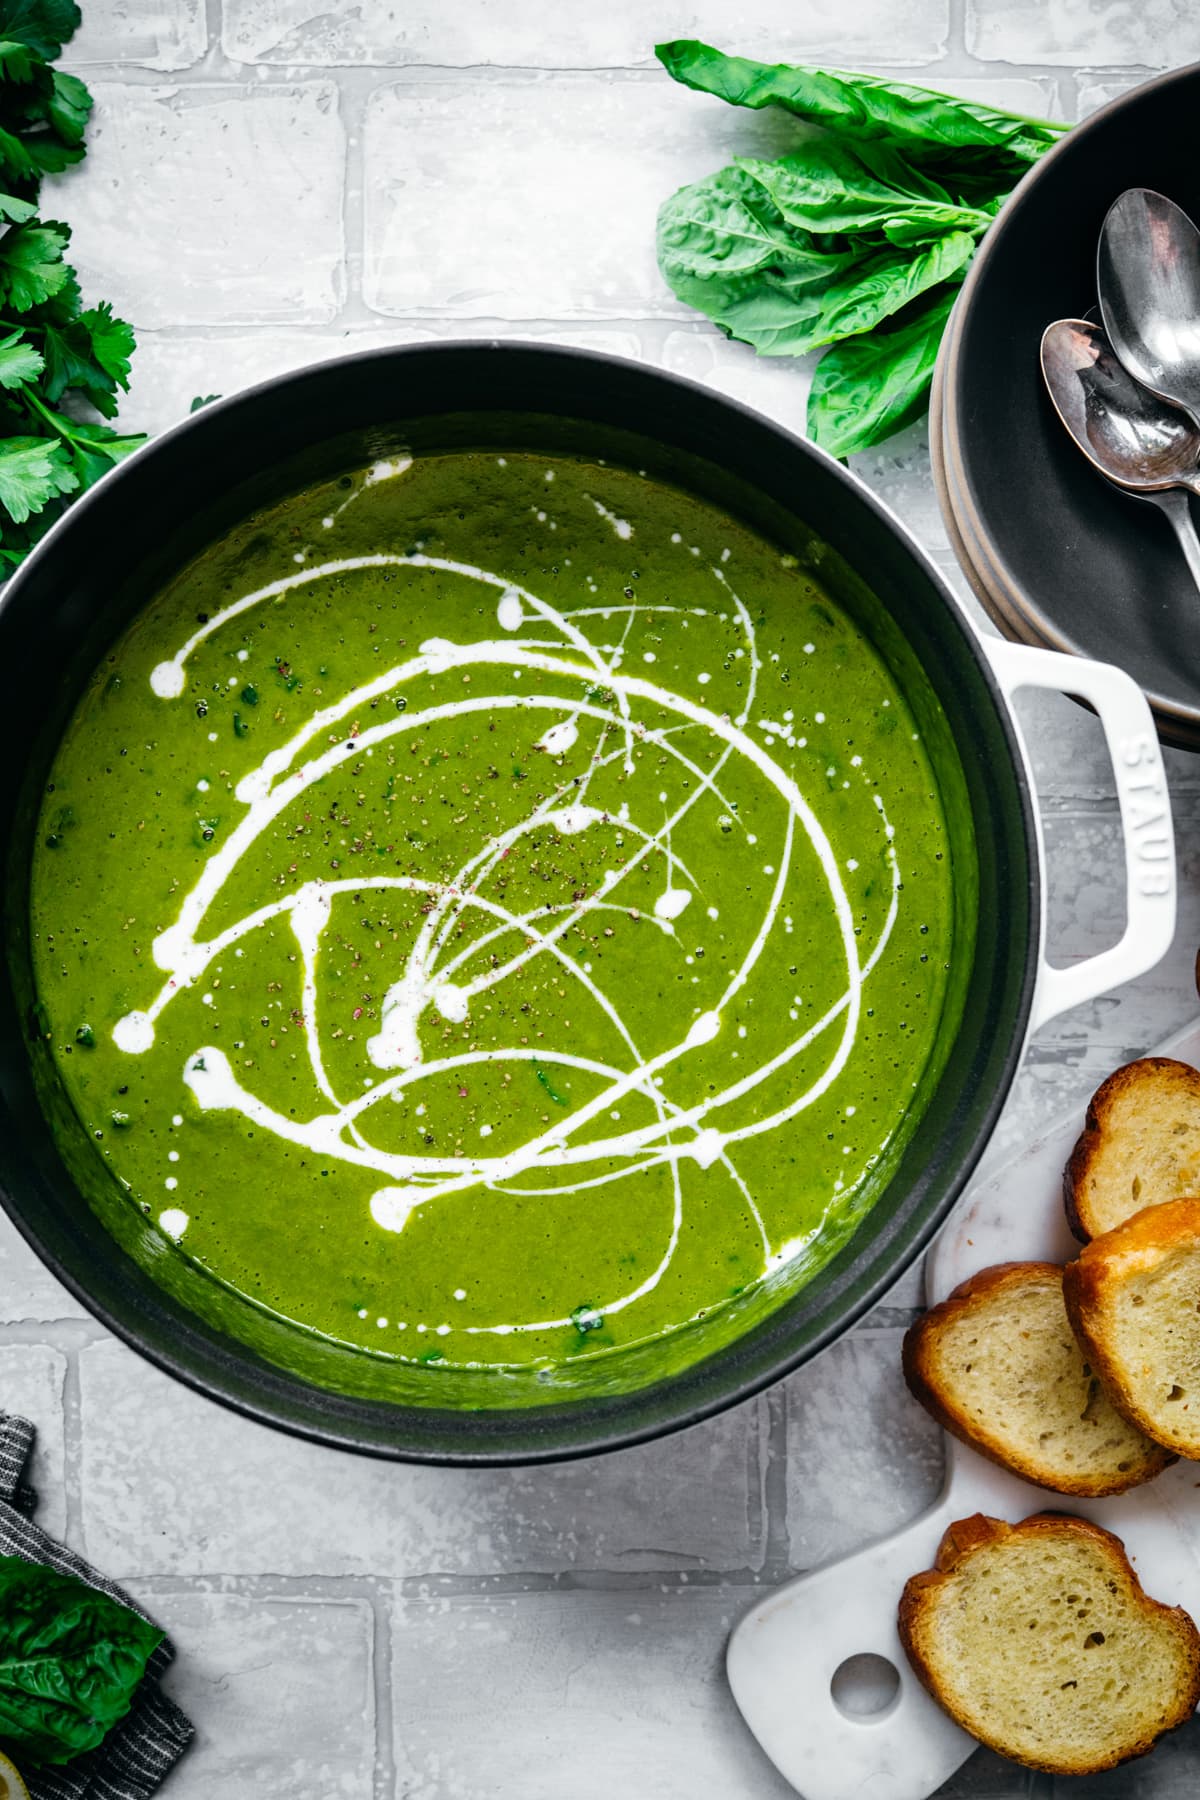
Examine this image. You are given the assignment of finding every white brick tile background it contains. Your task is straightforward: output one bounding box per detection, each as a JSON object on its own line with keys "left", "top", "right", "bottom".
{"left": 390, "top": 1588, "right": 799, "bottom": 1800}
{"left": 3, "top": 2, "right": 1200, "bottom": 1795}
{"left": 131, "top": 1589, "right": 377, "bottom": 1796}
{"left": 77, "top": 1339, "right": 767, "bottom": 1579}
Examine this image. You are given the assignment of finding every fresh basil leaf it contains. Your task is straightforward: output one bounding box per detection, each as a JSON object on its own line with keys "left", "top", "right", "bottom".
{"left": 738, "top": 142, "right": 990, "bottom": 244}
{"left": 679, "top": 267, "right": 855, "bottom": 356}
{"left": 0, "top": 1554, "right": 161, "bottom": 1766}
{"left": 658, "top": 161, "right": 835, "bottom": 278}
{"left": 0, "top": 324, "right": 42, "bottom": 386}
{"left": 657, "top": 163, "right": 868, "bottom": 356}
{"left": 0, "top": 429, "right": 75, "bottom": 520}
{"left": 810, "top": 230, "right": 975, "bottom": 346}
{"left": 807, "top": 284, "right": 960, "bottom": 459}
{"left": 655, "top": 40, "right": 1066, "bottom": 163}
{"left": 657, "top": 161, "right": 976, "bottom": 358}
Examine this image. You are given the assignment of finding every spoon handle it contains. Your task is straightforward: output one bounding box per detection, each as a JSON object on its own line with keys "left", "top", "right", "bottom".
{"left": 1154, "top": 487, "right": 1200, "bottom": 597}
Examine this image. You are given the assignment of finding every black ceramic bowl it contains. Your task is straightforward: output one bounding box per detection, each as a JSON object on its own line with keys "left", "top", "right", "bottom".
{"left": 933, "top": 63, "right": 1200, "bottom": 751}
{"left": 0, "top": 345, "right": 1052, "bottom": 1462}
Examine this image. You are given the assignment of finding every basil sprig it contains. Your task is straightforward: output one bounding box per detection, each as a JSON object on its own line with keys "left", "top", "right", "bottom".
{"left": 655, "top": 41, "right": 1068, "bottom": 458}
{"left": 0, "top": 1555, "right": 162, "bottom": 1767}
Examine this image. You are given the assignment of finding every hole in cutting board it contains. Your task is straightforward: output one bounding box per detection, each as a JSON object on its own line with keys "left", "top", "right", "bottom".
{"left": 830, "top": 1653, "right": 901, "bottom": 1720}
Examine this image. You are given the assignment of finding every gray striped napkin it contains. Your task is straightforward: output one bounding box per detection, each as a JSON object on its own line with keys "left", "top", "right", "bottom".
{"left": 0, "top": 1411, "right": 193, "bottom": 1798}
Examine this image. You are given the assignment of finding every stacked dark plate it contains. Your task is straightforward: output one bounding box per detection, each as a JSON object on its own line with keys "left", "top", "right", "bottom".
{"left": 933, "top": 63, "right": 1200, "bottom": 751}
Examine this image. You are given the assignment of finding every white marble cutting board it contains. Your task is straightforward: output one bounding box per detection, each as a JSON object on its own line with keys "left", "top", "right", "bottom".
{"left": 728, "top": 1019, "right": 1200, "bottom": 1800}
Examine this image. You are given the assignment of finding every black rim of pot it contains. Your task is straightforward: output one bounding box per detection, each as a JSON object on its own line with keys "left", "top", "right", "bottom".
{"left": 0, "top": 342, "right": 1040, "bottom": 1462}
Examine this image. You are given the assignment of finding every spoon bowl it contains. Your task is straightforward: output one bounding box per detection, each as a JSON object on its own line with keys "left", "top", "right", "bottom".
{"left": 1098, "top": 187, "right": 1200, "bottom": 426}
{"left": 1041, "top": 315, "right": 1200, "bottom": 596}
{"left": 1040, "top": 317, "right": 1200, "bottom": 492}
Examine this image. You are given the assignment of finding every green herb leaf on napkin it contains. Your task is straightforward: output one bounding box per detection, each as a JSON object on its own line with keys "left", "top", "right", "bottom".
{"left": 0, "top": 1554, "right": 163, "bottom": 1767}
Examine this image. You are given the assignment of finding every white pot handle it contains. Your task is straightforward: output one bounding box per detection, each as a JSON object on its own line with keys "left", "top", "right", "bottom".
{"left": 985, "top": 639, "right": 1176, "bottom": 1034}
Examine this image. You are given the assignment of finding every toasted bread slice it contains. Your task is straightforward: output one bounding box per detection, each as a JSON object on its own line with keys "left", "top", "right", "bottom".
{"left": 903, "top": 1263, "right": 1172, "bottom": 1495}
{"left": 1063, "top": 1196, "right": 1200, "bottom": 1458}
{"left": 1064, "top": 1057, "right": 1200, "bottom": 1241}
{"left": 899, "top": 1512, "right": 1200, "bottom": 1773}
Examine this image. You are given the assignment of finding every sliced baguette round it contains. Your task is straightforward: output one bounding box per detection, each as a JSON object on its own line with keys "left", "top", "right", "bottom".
{"left": 898, "top": 1512, "right": 1200, "bottom": 1774}
{"left": 902, "top": 1262, "right": 1172, "bottom": 1495}
{"left": 1064, "top": 1057, "right": 1200, "bottom": 1241}
{"left": 1063, "top": 1196, "right": 1200, "bottom": 1458}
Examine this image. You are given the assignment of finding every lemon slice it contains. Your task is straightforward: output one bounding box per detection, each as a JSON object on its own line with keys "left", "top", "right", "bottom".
{"left": 0, "top": 1753, "right": 29, "bottom": 1800}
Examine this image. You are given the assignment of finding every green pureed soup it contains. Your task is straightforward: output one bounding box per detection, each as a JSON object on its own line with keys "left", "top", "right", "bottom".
{"left": 29, "top": 448, "right": 967, "bottom": 1389}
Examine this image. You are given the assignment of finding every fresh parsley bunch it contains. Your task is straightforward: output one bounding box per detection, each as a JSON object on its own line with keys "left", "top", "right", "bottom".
{"left": 0, "top": 0, "right": 143, "bottom": 572}
{"left": 655, "top": 41, "right": 1069, "bottom": 459}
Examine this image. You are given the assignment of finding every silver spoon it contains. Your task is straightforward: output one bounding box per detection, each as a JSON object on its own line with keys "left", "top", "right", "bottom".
{"left": 1097, "top": 187, "right": 1200, "bottom": 426}
{"left": 1040, "top": 316, "right": 1200, "bottom": 593}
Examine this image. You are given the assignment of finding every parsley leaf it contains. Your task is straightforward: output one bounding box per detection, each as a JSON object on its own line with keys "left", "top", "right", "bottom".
{"left": 42, "top": 304, "right": 134, "bottom": 414}
{"left": 31, "top": 398, "right": 144, "bottom": 489}
{"left": 0, "top": 38, "right": 41, "bottom": 83}
{"left": 0, "top": 432, "right": 74, "bottom": 520}
{"left": 80, "top": 297, "right": 134, "bottom": 379}
{"left": 0, "top": 217, "right": 67, "bottom": 308}
{"left": 0, "top": 120, "right": 39, "bottom": 186}
{"left": 0, "top": 0, "right": 81, "bottom": 63}
{"left": 0, "top": 323, "right": 42, "bottom": 385}
{"left": 46, "top": 67, "right": 89, "bottom": 143}
{"left": 0, "top": 3, "right": 145, "bottom": 568}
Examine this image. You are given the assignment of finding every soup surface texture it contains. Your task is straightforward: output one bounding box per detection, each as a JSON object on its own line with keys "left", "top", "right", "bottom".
{"left": 30, "top": 451, "right": 958, "bottom": 1373}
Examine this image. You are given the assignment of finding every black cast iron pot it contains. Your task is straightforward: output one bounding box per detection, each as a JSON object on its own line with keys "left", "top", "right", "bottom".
{"left": 0, "top": 344, "right": 1174, "bottom": 1462}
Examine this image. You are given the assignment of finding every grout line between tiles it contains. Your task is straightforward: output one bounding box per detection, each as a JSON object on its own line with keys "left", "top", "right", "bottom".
{"left": 66, "top": 55, "right": 1125, "bottom": 89}
{"left": 60, "top": 1345, "right": 84, "bottom": 1552}
{"left": 336, "top": 65, "right": 368, "bottom": 325}
{"left": 0, "top": 1318, "right": 108, "bottom": 1346}
{"left": 760, "top": 1381, "right": 791, "bottom": 1584}
{"left": 369, "top": 1588, "right": 396, "bottom": 1800}
{"left": 118, "top": 1567, "right": 770, "bottom": 1598}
